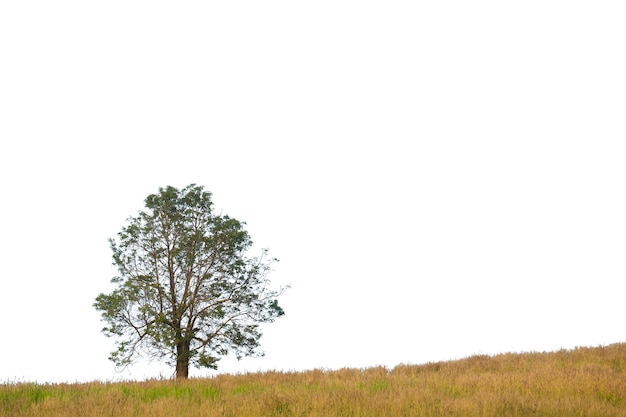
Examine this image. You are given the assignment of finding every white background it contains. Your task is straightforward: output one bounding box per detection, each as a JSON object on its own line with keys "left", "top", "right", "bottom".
{"left": 1, "top": 1, "right": 625, "bottom": 382}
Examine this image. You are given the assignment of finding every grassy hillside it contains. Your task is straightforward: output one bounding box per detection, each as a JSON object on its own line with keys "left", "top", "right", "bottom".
{"left": 2, "top": 342, "right": 626, "bottom": 416}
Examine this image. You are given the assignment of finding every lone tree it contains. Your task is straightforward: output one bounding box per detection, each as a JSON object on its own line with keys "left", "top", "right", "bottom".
{"left": 94, "top": 184, "right": 287, "bottom": 379}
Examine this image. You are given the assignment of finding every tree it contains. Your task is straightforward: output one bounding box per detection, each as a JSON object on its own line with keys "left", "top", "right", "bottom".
{"left": 94, "top": 184, "right": 287, "bottom": 379}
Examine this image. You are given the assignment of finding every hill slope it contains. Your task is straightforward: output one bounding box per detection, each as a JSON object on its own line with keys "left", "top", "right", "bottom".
{"left": 3, "top": 342, "right": 626, "bottom": 416}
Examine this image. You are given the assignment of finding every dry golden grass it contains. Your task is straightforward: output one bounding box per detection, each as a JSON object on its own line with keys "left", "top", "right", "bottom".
{"left": 3, "top": 342, "right": 626, "bottom": 416}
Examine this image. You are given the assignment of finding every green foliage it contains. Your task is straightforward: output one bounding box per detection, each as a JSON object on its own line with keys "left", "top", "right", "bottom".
{"left": 93, "top": 184, "right": 287, "bottom": 377}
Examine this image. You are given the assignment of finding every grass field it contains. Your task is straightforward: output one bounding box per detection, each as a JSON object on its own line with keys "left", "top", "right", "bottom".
{"left": 2, "top": 342, "right": 626, "bottom": 416}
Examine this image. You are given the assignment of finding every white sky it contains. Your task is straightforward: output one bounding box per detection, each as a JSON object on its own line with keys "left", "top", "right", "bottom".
{"left": 1, "top": 1, "right": 625, "bottom": 382}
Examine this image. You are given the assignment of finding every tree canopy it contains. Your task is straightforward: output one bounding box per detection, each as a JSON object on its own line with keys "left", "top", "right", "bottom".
{"left": 94, "top": 184, "right": 287, "bottom": 378}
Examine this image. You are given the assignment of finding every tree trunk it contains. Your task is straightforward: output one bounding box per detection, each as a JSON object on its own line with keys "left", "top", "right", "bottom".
{"left": 176, "top": 340, "right": 190, "bottom": 379}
